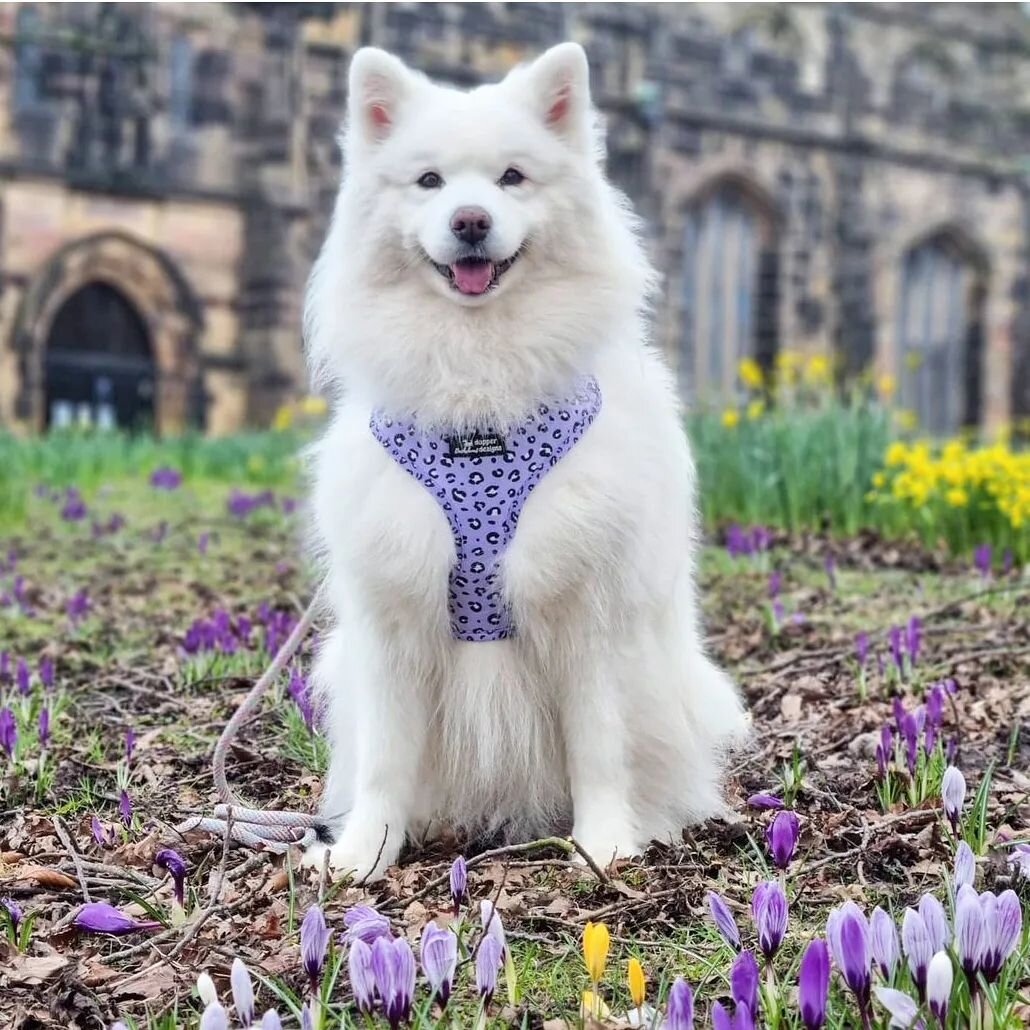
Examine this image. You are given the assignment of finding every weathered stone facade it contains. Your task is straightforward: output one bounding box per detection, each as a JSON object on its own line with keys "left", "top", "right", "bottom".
{"left": 0, "top": 3, "right": 1027, "bottom": 434}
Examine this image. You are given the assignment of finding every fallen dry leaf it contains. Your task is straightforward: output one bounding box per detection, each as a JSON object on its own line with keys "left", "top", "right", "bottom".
{"left": 2, "top": 953, "right": 69, "bottom": 985}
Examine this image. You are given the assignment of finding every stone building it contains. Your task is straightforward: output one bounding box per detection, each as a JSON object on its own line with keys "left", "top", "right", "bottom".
{"left": 0, "top": 2, "right": 1027, "bottom": 435}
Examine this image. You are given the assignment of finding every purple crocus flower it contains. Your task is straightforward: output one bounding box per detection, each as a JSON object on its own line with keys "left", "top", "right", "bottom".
{"left": 729, "top": 949, "right": 759, "bottom": 1015}
{"left": 155, "top": 849, "right": 187, "bottom": 907}
{"left": 61, "top": 490, "right": 87, "bottom": 521}
{"left": 348, "top": 938, "right": 375, "bottom": 1013}
{"left": 91, "top": 815, "right": 112, "bottom": 846}
{"left": 855, "top": 631, "right": 869, "bottom": 667}
{"left": 768, "top": 570, "right": 782, "bottom": 599}
{"left": 765, "top": 810, "right": 800, "bottom": 869}
{"left": 954, "top": 885, "right": 986, "bottom": 980}
{"left": 480, "top": 899, "right": 507, "bottom": 956}
{"left": 260, "top": 1013, "right": 282, "bottom": 1030}
{"left": 954, "top": 841, "right": 975, "bottom": 889}
{"left": 900, "top": 712, "right": 920, "bottom": 774}
{"left": 197, "top": 532, "right": 210, "bottom": 555}
{"left": 118, "top": 789, "right": 132, "bottom": 826}
{"left": 725, "top": 524, "right": 751, "bottom": 558}
{"left": 73, "top": 901, "right": 160, "bottom": 935}
{"left": 926, "top": 951, "right": 952, "bottom": 1023}
{"left": 888, "top": 625, "right": 904, "bottom": 671}
{"left": 901, "top": 907, "right": 933, "bottom": 997}
{"left": 0, "top": 651, "right": 9, "bottom": 681}
{"left": 906, "top": 616, "right": 921, "bottom": 666}
{"left": 475, "top": 933, "right": 502, "bottom": 1003}
{"left": 16, "top": 657, "right": 29, "bottom": 695}
{"left": 705, "top": 890, "right": 741, "bottom": 949}
{"left": 230, "top": 958, "right": 255, "bottom": 1026}
{"left": 873, "top": 987, "right": 919, "bottom": 1028}
{"left": 420, "top": 922, "right": 458, "bottom": 1008}
{"left": 941, "top": 765, "right": 965, "bottom": 833}
{"left": 371, "top": 936, "right": 415, "bottom": 1029}
{"left": 710, "top": 1002, "right": 732, "bottom": 1030}
{"left": 149, "top": 467, "right": 182, "bottom": 490}
{"left": 300, "top": 905, "right": 331, "bottom": 987}
{"left": 0, "top": 707, "right": 16, "bottom": 758}
{"left": 746, "top": 792, "right": 783, "bottom": 810}
{"left": 449, "top": 856, "right": 467, "bottom": 915}
{"left": 870, "top": 906, "right": 899, "bottom": 979}
{"left": 826, "top": 901, "right": 872, "bottom": 1010}
{"left": 919, "top": 894, "right": 950, "bottom": 952}
{"left": 125, "top": 728, "right": 136, "bottom": 763}
{"left": 751, "top": 880, "right": 788, "bottom": 960}
{"left": 66, "top": 589, "right": 90, "bottom": 624}
{"left": 37, "top": 708, "right": 49, "bottom": 747}
{"left": 39, "top": 657, "right": 54, "bottom": 690}
{"left": 664, "top": 976, "right": 694, "bottom": 1030}
{"left": 973, "top": 543, "right": 991, "bottom": 578}
{"left": 798, "top": 937, "right": 830, "bottom": 1030}
{"left": 2, "top": 896, "right": 23, "bottom": 934}
{"left": 751, "top": 526, "right": 771, "bottom": 553}
{"left": 987, "top": 889, "right": 1022, "bottom": 980}
{"left": 875, "top": 725, "right": 893, "bottom": 780}
{"left": 343, "top": 904, "right": 391, "bottom": 946}
{"left": 199, "top": 1003, "right": 228, "bottom": 1030}
{"left": 287, "top": 667, "right": 315, "bottom": 730}
{"left": 772, "top": 598, "right": 785, "bottom": 625}
{"left": 1007, "top": 843, "right": 1030, "bottom": 881}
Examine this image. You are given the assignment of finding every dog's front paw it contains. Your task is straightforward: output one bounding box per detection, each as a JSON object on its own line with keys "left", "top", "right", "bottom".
{"left": 301, "top": 818, "right": 402, "bottom": 882}
{"left": 572, "top": 821, "right": 641, "bottom": 869}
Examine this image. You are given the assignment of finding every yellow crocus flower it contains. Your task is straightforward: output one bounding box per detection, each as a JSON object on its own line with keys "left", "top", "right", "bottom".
{"left": 746, "top": 399, "right": 765, "bottom": 420}
{"left": 580, "top": 991, "right": 611, "bottom": 1020}
{"left": 628, "top": 957, "right": 646, "bottom": 1008}
{"left": 721, "top": 408, "right": 740, "bottom": 429}
{"left": 582, "top": 921, "right": 610, "bottom": 983}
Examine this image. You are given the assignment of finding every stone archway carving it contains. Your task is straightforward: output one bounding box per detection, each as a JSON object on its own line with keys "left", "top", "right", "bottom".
{"left": 11, "top": 231, "right": 204, "bottom": 433}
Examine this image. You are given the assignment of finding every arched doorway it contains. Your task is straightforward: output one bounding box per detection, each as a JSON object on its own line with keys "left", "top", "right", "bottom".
{"left": 680, "top": 177, "right": 779, "bottom": 398}
{"left": 45, "top": 282, "right": 156, "bottom": 430}
{"left": 897, "top": 230, "right": 987, "bottom": 434}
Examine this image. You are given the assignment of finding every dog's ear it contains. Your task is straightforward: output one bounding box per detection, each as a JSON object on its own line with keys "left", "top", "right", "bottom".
{"left": 347, "top": 48, "right": 418, "bottom": 145}
{"left": 522, "top": 43, "right": 592, "bottom": 146}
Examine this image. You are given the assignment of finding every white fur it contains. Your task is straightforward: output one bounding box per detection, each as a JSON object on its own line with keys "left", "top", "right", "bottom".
{"left": 302, "top": 43, "right": 749, "bottom": 879}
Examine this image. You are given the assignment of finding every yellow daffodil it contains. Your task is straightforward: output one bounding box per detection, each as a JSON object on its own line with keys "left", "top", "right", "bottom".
{"left": 301, "top": 395, "right": 328, "bottom": 416}
{"left": 272, "top": 404, "right": 294, "bottom": 431}
{"left": 803, "top": 353, "right": 832, "bottom": 386}
{"left": 627, "top": 957, "right": 646, "bottom": 1008}
{"left": 721, "top": 408, "right": 740, "bottom": 429}
{"left": 872, "top": 471, "right": 886, "bottom": 488}
{"left": 746, "top": 399, "right": 765, "bottom": 421}
{"left": 582, "top": 921, "right": 610, "bottom": 983}
{"left": 877, "top": 374, "right": 896, "bottom": 400}
{"left": 946, "top": 487, "right": 968, "bottom": 507}
{"left": 737, "top": 357, "right": 764, "bottom": 389}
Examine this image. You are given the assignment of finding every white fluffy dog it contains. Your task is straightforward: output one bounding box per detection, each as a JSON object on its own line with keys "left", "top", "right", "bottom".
{"left": 302, "top": 42, "right": 748, "bottom": 879}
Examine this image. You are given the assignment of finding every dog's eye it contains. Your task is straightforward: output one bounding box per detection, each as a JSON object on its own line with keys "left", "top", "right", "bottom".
{"left": 416, "top": 171, "right": 444, "bottom": 189}
{"left": 498, "top": 167, "right": 525, "bottom": 187}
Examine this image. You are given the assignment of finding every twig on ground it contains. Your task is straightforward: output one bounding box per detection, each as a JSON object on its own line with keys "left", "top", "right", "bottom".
{"left": 53, "top": 815, "right": 91, "bottom": 904}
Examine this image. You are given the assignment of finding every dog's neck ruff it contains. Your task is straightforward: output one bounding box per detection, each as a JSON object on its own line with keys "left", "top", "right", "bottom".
{"left": 370, "top": 376, "right": 602, "bottom": 641}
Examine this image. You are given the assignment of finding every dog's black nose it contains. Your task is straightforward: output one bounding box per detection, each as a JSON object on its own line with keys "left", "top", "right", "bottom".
{"left": 450, "top": 206, "right": 491, "bottom": 245}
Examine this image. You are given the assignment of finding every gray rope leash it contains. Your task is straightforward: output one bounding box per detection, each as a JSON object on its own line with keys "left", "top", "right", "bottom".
{"left": 176, "top": 590, "right": 330, "bottom": 853}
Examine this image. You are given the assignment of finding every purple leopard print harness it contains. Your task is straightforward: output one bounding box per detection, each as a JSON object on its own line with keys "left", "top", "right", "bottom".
{"left": 370, "top": 376, "right": 602, "bottom": 641}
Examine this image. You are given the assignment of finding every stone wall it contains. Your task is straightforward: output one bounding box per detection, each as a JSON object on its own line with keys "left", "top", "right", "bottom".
{"left": 0, "top": 3, "right": 1026, "bottom": 433}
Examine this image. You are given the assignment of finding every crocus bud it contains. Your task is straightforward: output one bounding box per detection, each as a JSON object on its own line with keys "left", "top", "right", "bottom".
{"left": 0, "top": 707, "right": 16, "bottom": 757}
{"left": 300, "top": 905, "right": 330, "bottom": 987}
{"left": 941, "top": 765, "right": 966, "bottom": 833}
{"left": 475, "top": 933, "right": 502, "bottom": 1003}
{"left": 371, "top": 936, "right": 415, "bottom": 1028}
{"left": 230, "top": 957, "right": 254, "bottom": 1027}
{"left": 480, "top": 899, "right": 507, "bottom": 956}
{"left": 627, "top": 957, "right": 646, "bottom": 1009}
{"left": 342, "top": 904, "right": 391, "bottom": 946}
{"left": 901, "top": 908, "right": 932, "bottom": 998}
{"left": 953, "top": 841, "right": 975, "bottom": 889}
{"left": 751, "top": 880, "right": 788, "bottom": 960}
{"left": 347, "top": 938, "right": 375, "bottom": 1013}
{"left": 988, "top": 889, "right": 1022, "bottom": 981}
{"left": 918, "top": 894, "right": 950, "bottom": 952}
{"left": 449, "top": 855, "right": 467, "bottom": 915}
{"left": 420, "top": 922, "right": 458, "bottom": 1008}
{"left": 260, "top": 1012, "right": 282, "bottom": 1030}
{"left": 729, "top": 949, "right": 759, "bottom": 1015}
{"left": 154, "top": 848, "right": 187, "bottom": 908}
{"left": 798, "top": 937, "right": 830, "bottom": 1030}
{"left": 873, "top": 987, "right": 919, "bottom": 1028}
{"left": 954, "top": 885, "right": 986, "bottom": 979}
{"left": 826, "top": 901, "right": 872, "bottom": 1009}
{"left": 926, "top": 951, "right": 953, "bottom": 1022}
{"left": 746, "top": 792, "right": 783, "bottom": 810}
{"left": 664, "top": 977, "right": 694, "bottom": 1030}
{"left": 705, "top": 891, "right": 741, "bottom": 950}
{"left": 37, "top": 708, "right": 49, "bottom": 747}
{"left": 875, "top": 725, "right": 893, "bottom": 780}
{"left": 196, "top": 971, "right": 218, "bottom": 1006}
{"left": 73, "top": 901, "right": 160, "bottom": 935}
{"left": 766, "top": 810, "right": 800, "bottom": 869}
{"left": 870, "top": 906, "right": 899, "bottom": 979}
{"left": 199, "top": 1002, "right": 228, "bottom": 1030}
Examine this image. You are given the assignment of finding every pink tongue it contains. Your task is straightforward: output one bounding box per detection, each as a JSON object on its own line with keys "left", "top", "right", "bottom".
{"left": 451, "top": 261, "right": 494, "bottom": 295}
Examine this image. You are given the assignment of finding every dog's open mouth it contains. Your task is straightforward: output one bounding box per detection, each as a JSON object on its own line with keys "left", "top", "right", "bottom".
{"left": 428, "top": 251, "right": 521, "bottom": 296}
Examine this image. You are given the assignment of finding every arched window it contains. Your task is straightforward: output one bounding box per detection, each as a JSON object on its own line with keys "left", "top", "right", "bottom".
{"left": 681, "top": 181, "right": 778, "bottom": 398}
{"left": 45, "top": 282, "right": 155, "bottom": 430}
{"left": 897, "top": 233, "right": 985, "bottom": 433}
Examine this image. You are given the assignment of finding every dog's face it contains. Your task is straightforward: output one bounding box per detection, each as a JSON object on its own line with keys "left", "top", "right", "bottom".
{"left": 341, "top": 44, "right": 599, "bottom": 307}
